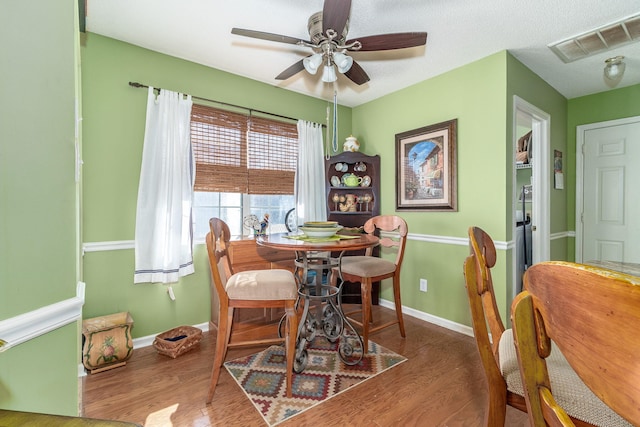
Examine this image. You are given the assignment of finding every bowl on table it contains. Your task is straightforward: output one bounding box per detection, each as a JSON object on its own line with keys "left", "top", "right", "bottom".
{"left": 303, "top": 221, "right": 339, "bottom": 228}
{"left": 299, "top": 224, "right": 343, "bottom": 238}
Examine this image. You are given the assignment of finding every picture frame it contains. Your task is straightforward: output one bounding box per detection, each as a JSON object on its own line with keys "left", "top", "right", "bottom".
{"left": 395, "top": 119, "right": 457, "bottom": 211}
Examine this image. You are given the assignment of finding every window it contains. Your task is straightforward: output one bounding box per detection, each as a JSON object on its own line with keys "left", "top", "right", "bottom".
{"left": 190, "top": 104, "right": 298, "bottom": 237}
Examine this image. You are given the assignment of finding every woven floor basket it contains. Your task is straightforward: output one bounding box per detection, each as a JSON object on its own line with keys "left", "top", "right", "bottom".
{"left": 153, "top": 325, "right": 203, "bottom": 358}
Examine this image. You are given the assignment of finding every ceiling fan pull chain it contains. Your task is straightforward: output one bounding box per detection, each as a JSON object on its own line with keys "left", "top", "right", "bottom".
{"left": 332, "top": 91, "right": 338, "bottom": 153}
{"left": 325, "top": 103, "right": 331, "bottom": 160}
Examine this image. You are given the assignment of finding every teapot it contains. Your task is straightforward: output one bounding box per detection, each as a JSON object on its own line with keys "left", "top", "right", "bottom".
{"left": 342, "top": 173, "right": 363, "bottom": 187}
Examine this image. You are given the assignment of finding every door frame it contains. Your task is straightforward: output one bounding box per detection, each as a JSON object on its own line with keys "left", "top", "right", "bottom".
{"left": 575, "top": 115, "right": 640, "bottom": 262}
{"left": 512, "top": 96, "right": 550, "bottom": 295}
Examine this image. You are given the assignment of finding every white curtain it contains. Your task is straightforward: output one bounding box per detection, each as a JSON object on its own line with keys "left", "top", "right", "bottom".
{"left": 295, "top": 120, "right": 327, "bottom": 224}
{"left": 134, "top": 87, "right": 194, "bottom": 284}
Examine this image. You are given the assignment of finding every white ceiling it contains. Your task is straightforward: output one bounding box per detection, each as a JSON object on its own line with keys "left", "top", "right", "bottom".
{"left": 85, "top": 0, "right": 640, "bottom": 108}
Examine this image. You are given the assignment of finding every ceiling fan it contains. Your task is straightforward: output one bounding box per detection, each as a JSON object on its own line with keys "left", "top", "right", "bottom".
{"left": 231, "top": 0, "right": 427, "bottom": 85}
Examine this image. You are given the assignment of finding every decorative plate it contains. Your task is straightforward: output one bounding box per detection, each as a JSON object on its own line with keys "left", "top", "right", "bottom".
{"left": 361, "top": 175, "right": 371, "bottom": 187}
{"left": 330, "top": 175, "right": 341, "bottom": 187}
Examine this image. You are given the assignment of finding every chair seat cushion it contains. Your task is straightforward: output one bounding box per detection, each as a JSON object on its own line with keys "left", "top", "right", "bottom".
{"left": 499, "top": 329, "right": 632, "bottom": 427}
{"left": 340, "top": 256, "right": 396, "bottom": 278}
{"left": 226, "top": 269, "right": 297, "bottom": 300}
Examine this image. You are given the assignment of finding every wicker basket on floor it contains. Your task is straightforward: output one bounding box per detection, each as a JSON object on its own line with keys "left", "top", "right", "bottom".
{"left": 153, "top": 325, "right": 202, "bottom": 358}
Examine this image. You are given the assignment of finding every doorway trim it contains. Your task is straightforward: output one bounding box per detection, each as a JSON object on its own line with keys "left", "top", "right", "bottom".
{"left": 512, "top": 96, "right": 550, "bottom": 294}
{"left": 575, "top": 115, "right": 640, "bottom": 262}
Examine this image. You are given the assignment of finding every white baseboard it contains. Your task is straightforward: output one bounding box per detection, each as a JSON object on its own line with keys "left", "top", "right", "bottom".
{"left": 379, "top": 298, "right": 474, "bottom": 337}
{"left": 118, "top": 305, "right": 472, "bottom": 349}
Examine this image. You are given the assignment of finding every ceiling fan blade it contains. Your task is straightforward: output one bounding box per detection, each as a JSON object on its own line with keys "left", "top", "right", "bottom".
{"left": 344, "top": 60, "right": 370, "bottom": 85}
{"left": 231, "top": 28, "right": 310, "bottom": 45}
{"left": 347, "top": 32, "right": 428, "bottom": 51}
{"left": 275, "top": 59, "right": 306, "bottom": 80}
{"left": 322, "top": 0, "right": 351, "bottom": 38}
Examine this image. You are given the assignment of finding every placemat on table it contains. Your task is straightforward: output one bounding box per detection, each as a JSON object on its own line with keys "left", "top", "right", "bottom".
{"left": 283, "top": 234, "right": 361, "bottom": 243}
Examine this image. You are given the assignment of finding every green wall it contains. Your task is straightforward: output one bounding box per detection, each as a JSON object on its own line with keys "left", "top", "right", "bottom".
{"left": 0, "top": 0, "right": 81, "bottom": 415}
{"left": 355, "top": 53, "right": 508, "bottom": 237}
{"left": 80, "top": 34, "right": 352, "bottom": 337}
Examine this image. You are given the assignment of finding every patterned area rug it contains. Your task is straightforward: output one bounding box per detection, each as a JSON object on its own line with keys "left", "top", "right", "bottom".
{"left": 224, "top": 338, "right": 407, "bottom": 426}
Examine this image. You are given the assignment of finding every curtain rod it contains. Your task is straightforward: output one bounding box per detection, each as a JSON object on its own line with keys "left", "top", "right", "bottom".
{"left": 129, "top": 81, "right": 316, "bottom": 125}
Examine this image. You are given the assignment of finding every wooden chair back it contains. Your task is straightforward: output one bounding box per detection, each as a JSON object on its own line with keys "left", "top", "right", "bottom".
{"left": 468, "top": 226, "right": 505, "bottom": 355}
{"left": 207, "top": 217, "right": 235, "bottom": 305}
{"left": 464, "top": 226, "right": 529, "bottom": 426}
{"left": 339, "top": 214, "right": 408, "bottom": 353}
{"left": 363, "top": 215, "right": 408, "bottom": 265}
{"left": 512, "top": 261, "right": 640, "bottom": 426}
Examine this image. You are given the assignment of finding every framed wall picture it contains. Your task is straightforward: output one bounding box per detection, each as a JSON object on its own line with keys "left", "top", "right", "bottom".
{"left": 395, "top": 119, "right": 457, "bottom": 211}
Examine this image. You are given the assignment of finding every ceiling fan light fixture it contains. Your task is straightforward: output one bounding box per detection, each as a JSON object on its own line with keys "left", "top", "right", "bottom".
{"left": 231, "top": 1, "right": 427, "bottom": 86}
{"left": 332, "top": 52, "right": 353, "bottom": 73}
{"left": 321, "top": 64, "right": 337, "bottom": 83}
{"left": 603, "top": 55, "right": 626, "bottom": 86}
{"left": 303, "top": 53, "right": 323, "bottom": 75}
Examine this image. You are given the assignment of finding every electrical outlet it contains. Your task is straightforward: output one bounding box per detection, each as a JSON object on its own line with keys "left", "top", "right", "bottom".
{"left": 420, "top": 278, "right": 428, "bottom": 292}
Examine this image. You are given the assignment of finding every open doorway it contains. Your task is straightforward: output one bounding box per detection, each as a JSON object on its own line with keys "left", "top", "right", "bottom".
{"left": 514, "top": 121, "right": 532, "bottom": 294}
{"left": 512, "top": 96, "right": 550, "bottom": 297}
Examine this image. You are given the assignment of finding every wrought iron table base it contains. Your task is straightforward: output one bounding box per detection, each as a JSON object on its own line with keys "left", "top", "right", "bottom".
{"left": 290, "top": 253, "right": 364, "bottom": 373}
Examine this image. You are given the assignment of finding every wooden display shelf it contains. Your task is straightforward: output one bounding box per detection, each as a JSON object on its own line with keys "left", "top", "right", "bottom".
{"left": 325, "top": 151, "right": 381, "bottom": 304}
{"left": 328, "top": 211, "right": 373, "bottom": 214}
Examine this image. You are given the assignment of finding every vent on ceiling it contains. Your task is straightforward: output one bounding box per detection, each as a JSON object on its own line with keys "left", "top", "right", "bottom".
{"left": 549, "top": 13, "right": 640, "bottom": 63}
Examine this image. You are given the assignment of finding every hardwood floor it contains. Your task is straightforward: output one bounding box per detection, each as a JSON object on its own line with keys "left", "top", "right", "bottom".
{"left": 82, "top": 305, "right": 529, "bottom": 426}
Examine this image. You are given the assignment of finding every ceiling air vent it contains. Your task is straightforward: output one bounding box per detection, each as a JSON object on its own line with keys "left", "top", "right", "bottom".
{"left": 549, "top": 13, "right": 640, "bottom": 63}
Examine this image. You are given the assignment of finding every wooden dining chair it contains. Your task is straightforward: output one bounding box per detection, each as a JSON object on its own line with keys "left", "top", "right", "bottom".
{"left": 205, "top": 218, "right": 299, "bottom": 402}
{"left": 512, "top": 261, "right": 640, "bottom": 427}
{"left": 464, "top": 226, "right": 527, "bottom": 426}
{"left": 465, "top": 226, "right": 613, "bottom": 427}
{"left": 336, "top": 215, "right": 407, "bottom": 353}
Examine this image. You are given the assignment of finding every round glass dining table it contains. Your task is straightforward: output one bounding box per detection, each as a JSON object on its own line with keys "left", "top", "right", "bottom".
{"left": 256, "top": 232, "right": 379, "bottom": 371}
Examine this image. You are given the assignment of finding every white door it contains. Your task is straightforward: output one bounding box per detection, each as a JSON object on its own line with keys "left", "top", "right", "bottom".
{"left": 577, "top": 117, "right": 640, "bottom": 263}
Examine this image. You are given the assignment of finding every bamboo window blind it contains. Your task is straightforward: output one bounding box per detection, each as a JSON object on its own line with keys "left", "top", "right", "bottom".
{"left": 191, "top": 104, "right": 298, "bottom": 195}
